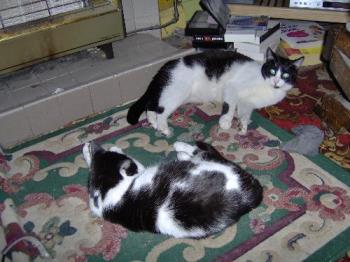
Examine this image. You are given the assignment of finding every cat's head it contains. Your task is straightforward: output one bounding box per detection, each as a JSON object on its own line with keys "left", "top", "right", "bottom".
{"left": 83, "top": 141, "right": 138, "bottom": 215}
{"left": 261, "top": 48, "right": 304, "bottom": 91}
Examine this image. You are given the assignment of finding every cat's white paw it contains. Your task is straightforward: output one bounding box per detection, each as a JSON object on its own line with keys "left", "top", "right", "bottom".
{"left": 177, "top": 152, "right": 191, "bottom": 161}
{"left": 174, "top": 142, "right": 196, "bottom": 160}
{"left": 147, "top": 111, "right": 157, "bottom": 129}
{"left": 158, "top": 123, "right": 171, "bottom": 136}
{"left": 238, "top": 126, "right": 248, "bottom": 135}
{"left": 174, "top": 141, "right": 194, "bottom": 153}
{"left": 219, "top": 116, "right": 232, "bottom": 130}
{"left": 110, "top": 146, "right": 123, "bottom": 154}
{"left": 83, "top": 143, "right": 92, "bottom": 167}
{"left": 238, "top": 118, "right": 250, "bottom": 135}
{"left": 173, "top": 141, "right": 187, "bottom": 152}
{"left": 160, "top": 127, "right": 171, "bottom": 136}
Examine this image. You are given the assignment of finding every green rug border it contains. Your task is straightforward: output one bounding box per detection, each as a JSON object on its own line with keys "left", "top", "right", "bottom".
{"left": 304, "top": 227, "right": 350, "bottom": 262}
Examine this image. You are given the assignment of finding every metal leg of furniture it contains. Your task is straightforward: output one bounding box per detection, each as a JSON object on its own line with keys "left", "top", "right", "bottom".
{"left": 98, "top": 43, "right": 114, "bottom": 59}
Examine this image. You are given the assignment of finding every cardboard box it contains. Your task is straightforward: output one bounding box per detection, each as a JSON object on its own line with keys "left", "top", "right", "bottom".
{"left": 329, "top": 27, "right": 350, "bottom": 101}
{"left": 315, "top": 94, "right": 350, "bottom": 132}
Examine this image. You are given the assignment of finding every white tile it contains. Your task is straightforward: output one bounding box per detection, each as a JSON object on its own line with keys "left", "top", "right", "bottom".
{"left": 23, "top": 96, "right": 64, "bottom": 137}
{"left": 88, "top": 76, "right": 123, "bottom": 113}
{"left": 0, "top": 107, "right": 34, "bottom": 149}
{"left": 56, "top": 85, "right": 94, "bottom": 125}
{"left": 132, "top": 0, "right": 161, "bottom": 38}
{"left": 73, "top": 64, "right": 108, "bottom": 84}
{"left": 133, "top": 0, "right": 159, "bottom": 18}
{"left": 121, "top": 0, "right": 136, "bottom": 33}
{"left": 118, "top": 65, "right": 157, "bottom": 104}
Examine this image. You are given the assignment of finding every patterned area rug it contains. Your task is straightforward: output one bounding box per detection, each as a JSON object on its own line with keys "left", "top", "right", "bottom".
{"left": 1, "top": 99, "right": 349, "bottom": 261}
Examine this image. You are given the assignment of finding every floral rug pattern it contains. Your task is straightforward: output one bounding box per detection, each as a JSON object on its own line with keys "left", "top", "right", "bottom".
{"left": 1, "top": 97, "right": 349, "bottom": 261}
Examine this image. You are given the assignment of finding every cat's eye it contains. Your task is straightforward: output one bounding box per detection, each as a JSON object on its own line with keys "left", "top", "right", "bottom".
{"left": 282, "top": 72, "right": 290, "bottom": 79}
{"left": 270, "top": 68, "right": 276, "bottom": 75}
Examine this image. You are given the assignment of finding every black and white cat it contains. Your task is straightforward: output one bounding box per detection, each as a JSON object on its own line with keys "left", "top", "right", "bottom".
{"left": 127, "top": 48, "right": 304, "bottom": 135}
{"left": 83, "top": 140, "right": 263, "bottom": 238}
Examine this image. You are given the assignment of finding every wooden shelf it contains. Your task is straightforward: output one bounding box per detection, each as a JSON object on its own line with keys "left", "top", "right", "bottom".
{"left": 227, "top": 3, "right": 350, "bottom": 23}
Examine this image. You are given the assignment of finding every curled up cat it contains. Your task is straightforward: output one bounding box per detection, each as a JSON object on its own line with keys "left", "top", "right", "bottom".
{"left": 127, "top": 48, "right": 304, "bottom": 136}
{"left": 83, "top": 140, "right": 263, "bottom": 239}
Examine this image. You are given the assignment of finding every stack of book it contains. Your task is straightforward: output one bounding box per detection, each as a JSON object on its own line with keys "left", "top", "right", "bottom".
{"left": 185, "top": 0, "right": 281, "bottom": 61}
{"left": 227, "top": 19, "right": 281, "bottom": 62}
{"left": 277, "top": 20, "right": 325, "bottom": 66}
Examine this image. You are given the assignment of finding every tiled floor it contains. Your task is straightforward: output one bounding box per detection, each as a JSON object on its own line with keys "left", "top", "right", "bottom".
{"left": 0, "top": 33, "right": 195, "bottom": 149}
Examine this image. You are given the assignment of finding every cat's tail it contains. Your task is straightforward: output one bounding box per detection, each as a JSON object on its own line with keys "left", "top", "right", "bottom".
{"left": 127, "top": 95, "right": 148, "bottom": 125}
{"left": 127, "top": 59, "right": 177, "bottom": 125}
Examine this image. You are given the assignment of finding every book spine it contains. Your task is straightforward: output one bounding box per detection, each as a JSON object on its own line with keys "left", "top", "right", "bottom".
{"left": 226, "top": 25, "right": 268, "bottom": 31}
{"left": 224, "top": 28, "right": 256, "bottom": 43}
{"left": 227, "top": 15, "right": 269, "bottom": 31}
{"left": 258, "top": 23, "right": 281, "bottom": 43}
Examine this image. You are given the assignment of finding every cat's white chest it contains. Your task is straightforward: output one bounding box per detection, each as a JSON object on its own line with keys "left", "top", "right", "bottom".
{"left": 234, "top": 76, "right": 286, "bottom": 109}
{"left": 246, "top": 85, "right": 285, "bottom": 108}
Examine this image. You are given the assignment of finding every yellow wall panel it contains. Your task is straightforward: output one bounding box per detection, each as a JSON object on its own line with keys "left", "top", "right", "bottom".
{"left": 159, "top": 0, "right": 200, "bottom": 38}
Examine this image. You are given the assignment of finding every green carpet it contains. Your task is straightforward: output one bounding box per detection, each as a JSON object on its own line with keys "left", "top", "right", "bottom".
{"left": 1, "top": 102, "right": 349, "bottom": 261}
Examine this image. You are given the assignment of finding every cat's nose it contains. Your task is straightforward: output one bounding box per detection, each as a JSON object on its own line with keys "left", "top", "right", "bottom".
{"left": 272, "top": 78, "right": 281, "bottom": 89}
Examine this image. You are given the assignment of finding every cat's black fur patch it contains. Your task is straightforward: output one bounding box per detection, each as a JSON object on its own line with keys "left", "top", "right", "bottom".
{"left": 194, "top": 141, "right": 230, "bottom": 164}
{"left": 171, "top": 171, "right": 227, "bottom": 230}
{"left": 183, "top": 50, "right": 251, "bottom": 80}
{"left": 89, "top": 150, "right": 130, "bottom": 199}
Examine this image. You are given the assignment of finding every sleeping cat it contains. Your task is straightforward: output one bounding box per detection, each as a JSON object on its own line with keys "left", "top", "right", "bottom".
{"left": 83, "top": 140, "right": 263, "bottom": 238}
{"left": 127, "top": 48, "right": 304, "bottom": 135}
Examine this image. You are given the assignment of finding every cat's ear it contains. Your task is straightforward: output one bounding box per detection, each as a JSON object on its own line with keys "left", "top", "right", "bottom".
{"left": 83, "top": 141, "right": 104, "bottom": 168}
{"left": 90, "top": 141, "right": 104, "bottom": 155}
{"left": 292, "top": 56, "right": 304, "bottom": 68}
{"left": 119, "top": 159, "right": 138, "bottom": 177}
{"left": 266, "top": 47, "right": 276, "bottom": 60}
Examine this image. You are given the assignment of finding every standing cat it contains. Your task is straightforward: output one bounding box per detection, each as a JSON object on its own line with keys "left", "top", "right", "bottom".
{"left": 127, "top": 48, "right": 303, "bottom": 135}
{"left": 83, "top": 140, "right": 263, "bottom": 238}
